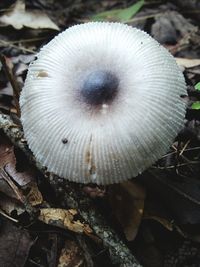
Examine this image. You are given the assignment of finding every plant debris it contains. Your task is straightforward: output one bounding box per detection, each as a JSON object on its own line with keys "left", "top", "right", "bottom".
{"left": 0, "top": 220, "right": 35, "bottom": 267}
{"left": 0, "top": 0, "right": 200, "bottom": 266}
{"left": 0, "top": 0, "right": 59, "bottom": 30}
{"left": 39, "top": 208, "right": 92, "bottom": 234}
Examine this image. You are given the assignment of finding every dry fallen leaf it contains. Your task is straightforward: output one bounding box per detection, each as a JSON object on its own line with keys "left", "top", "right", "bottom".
{"left": 0, "top": 0, "right": 59, "bottom": 30}
{"left": 39, "top": 208, "right": 92, "bottom": 234}
{"left": 176, "top": 57, "right": 200, "bottom": 69}
{"left": 0, "top": 135, "right": 23, "bottom": 200}
{"left": 108, "top": 180, "right": 146, "bottom": 241}
{"left": 143, "top": 197, "right": 200, "bottom": 243}
{"left": 26, "top": 182, "right": 43, "bottom": 206}
{"left": 0, "top": 194, "right": 25, "bottom": 217}
{"left": 0, "top": 82, "right": 13, "bottom": 96}
{"left": 142, "top": 169, "right": 200, "bottom": 224}
{"left": 0, "top": 135, "right": 16, "bottom": 168}
{"left": 0, "top": 133, "right": 43, "bottom": 210}
{"left": 58, "top": 240, "right": 84, "bottom": 267}
{"left": 0, "top": 220, "right": 35, "bottom": 267}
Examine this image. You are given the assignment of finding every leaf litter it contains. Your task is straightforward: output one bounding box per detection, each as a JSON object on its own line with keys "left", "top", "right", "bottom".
{"left": 0, "top": 0, "right": 59, "bottom": 30}
{"left": 0, "top": 0, "right": 200, "bottom": 266}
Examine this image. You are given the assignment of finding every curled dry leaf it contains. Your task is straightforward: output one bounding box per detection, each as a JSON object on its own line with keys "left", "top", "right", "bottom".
{"left": 0, "top": 0, "right": 59, "bottom": 30}
{"left": 0, "top": 135, "right": 16, "bottom": 168}
{"left": 108, "top": 180, "right": 146, "bottom": 241}
{"left": 0, "top": 133, "right": 43, "bottom": 208}
{"left": 176, "top": 57, "right": 200, "bottom": 69}
{"left": 39, "top": 208, "right": 92, "bottom": 234}
{"left": 26, "top": 182, "right": 43, "bottom": 206}
{"left": 0, "top": 135, "right": 24, "bottom": 200}
{"left": 58, "top": 240, "right": 84, "bottom": 267}
{"left": 0, "top": 134, "right": 33, "bottom": 187}
{"left": 0, "top": 194, "right": 25, "bottom": 218}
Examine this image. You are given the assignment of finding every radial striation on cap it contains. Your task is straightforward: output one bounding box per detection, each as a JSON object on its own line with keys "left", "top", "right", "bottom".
{"left": 20, "top": 22, "right": 187, "bottom": 185}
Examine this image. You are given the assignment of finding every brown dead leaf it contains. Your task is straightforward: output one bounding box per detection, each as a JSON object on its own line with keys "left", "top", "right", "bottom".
{"left": 0, "top": 134, "right": 34, "bottom": 187}
{"left": 58, "top": 240, "right": 84, "bottom": 267}
{"left": 0, "top": 220, "right": 35, "bottom": 267}
{"left": 0, "top": 136, "right": 30, "bottom": 199}
{"left": 26, "top": 182, "right": 43, "bottom": 206}
{"left": 176, "top": 57, "right": 200, "bottom": 69}
{"left": 108, "top": 180, "right": 146, "bottom": 241}
{"left": 142, "top": 169, "right": 200, "bottom": 224}
{"left": 0, "top": 0, "right": 59, "bottom": 30}
{"left": 0, "top": 135, "right": 21, "bottom": 199}
{"left": 0, "top": 135, "right": 15, "bottom": 167}
{"left": 39, "top": 208, "right": 92, "bottom": 234}
{"left": 0, "top": 82, "right": 13, "bottom": 96}
{"left": 0, "top": 133, "right": 43, "bottom": 210}
{"left": 143, "top": 196, "right": 194, "bottom": 240}
{"left": 5, "top": 162, "right": 34, "bottom": 187}
{"left": 0, "top": 194, "right": 25, "bottom": 217}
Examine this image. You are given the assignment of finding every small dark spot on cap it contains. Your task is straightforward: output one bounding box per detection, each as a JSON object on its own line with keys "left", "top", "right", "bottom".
{"left": 141, "top": 41, "right": 143, "bottom": 44}
{"left": 180, "top": 94, "right": 187, "bottom": 98}
{"left": 62, "top": 138, "right": 68, "bottom": 144}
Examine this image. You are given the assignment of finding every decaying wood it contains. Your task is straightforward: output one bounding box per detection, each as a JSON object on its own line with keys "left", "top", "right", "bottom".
{"left": 0, "top": 113, "right": 141, "bottom": 267}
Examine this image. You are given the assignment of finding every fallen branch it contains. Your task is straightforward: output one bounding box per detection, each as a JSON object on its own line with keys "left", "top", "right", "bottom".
{"left": 0, "top": 113, "right": 141, "bottom": 267}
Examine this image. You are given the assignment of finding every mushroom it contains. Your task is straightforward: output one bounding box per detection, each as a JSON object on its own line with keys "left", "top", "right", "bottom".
{"left": 20, "top": 22, "right": 187, "bottom": 185}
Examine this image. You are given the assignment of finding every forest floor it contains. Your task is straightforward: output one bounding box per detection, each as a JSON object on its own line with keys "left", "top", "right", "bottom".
{"left": 0, "top": 1, "right": 200, "bottom": 267}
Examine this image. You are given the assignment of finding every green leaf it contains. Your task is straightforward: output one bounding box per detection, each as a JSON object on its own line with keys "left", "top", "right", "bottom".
{"left": 91, "top": 0, "right": 144, "bottom": 22}
{"left": 194, "top": 82, "right": 200, "bottom": 91}
{"left": 191, "top": 101, "right": 200, "bottom": 110}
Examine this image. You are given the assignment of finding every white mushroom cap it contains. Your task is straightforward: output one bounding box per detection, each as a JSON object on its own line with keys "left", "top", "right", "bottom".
{"left": 20, "top": 22, "right": 187, "bottom": 185}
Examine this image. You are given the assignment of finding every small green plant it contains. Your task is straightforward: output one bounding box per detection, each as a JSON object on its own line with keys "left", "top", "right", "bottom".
{"left": 191, "top": 82, "right": 200, "bottom": 110}
{"left": 91, "top": 0, "right": 144, "bottom": 22}
{"left": 194, "top": 82, "right": 200, "bottom": 91}
{"left": 191, "top": 101, "right": 200, "bottom": 110}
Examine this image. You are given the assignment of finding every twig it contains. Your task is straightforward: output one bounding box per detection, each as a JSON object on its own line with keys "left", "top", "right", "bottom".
{"left": 125, "top": 12, "right": 164, "bottom": 24}
{"left": 0, "top": 54, "right": 21, "bottom": 116}
{"left": 2, "top": 37, "right": 47, "bottom": 44}
{"left": 162, "top": 146, "right": 200, "bottom": 159}
{"left": 0, "top": 40, "right": 36, "bottom": 54}
{"left": 179, "top": 140, "right": 190, "bottom": 156}
{"left": 0, "top": 7, "right": 15, "bottom": 13}
{"left": 0, "top": 113, "right": 141, "bottom": 267}
{"left": 0, "top": 209, "right": 19, "bottom": 223}
{"left": 152, "top": 161, "right": 200, "bottom": 170}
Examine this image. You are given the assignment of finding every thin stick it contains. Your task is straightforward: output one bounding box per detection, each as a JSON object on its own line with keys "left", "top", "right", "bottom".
{"left": 0, "top": 40, "right": 36, "bottom": 54}
{"left": 0, "top": 209, "right": 18, "bottom": 223}
{"left": 0, "top": 54, "right": 21, "bottom": 117}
